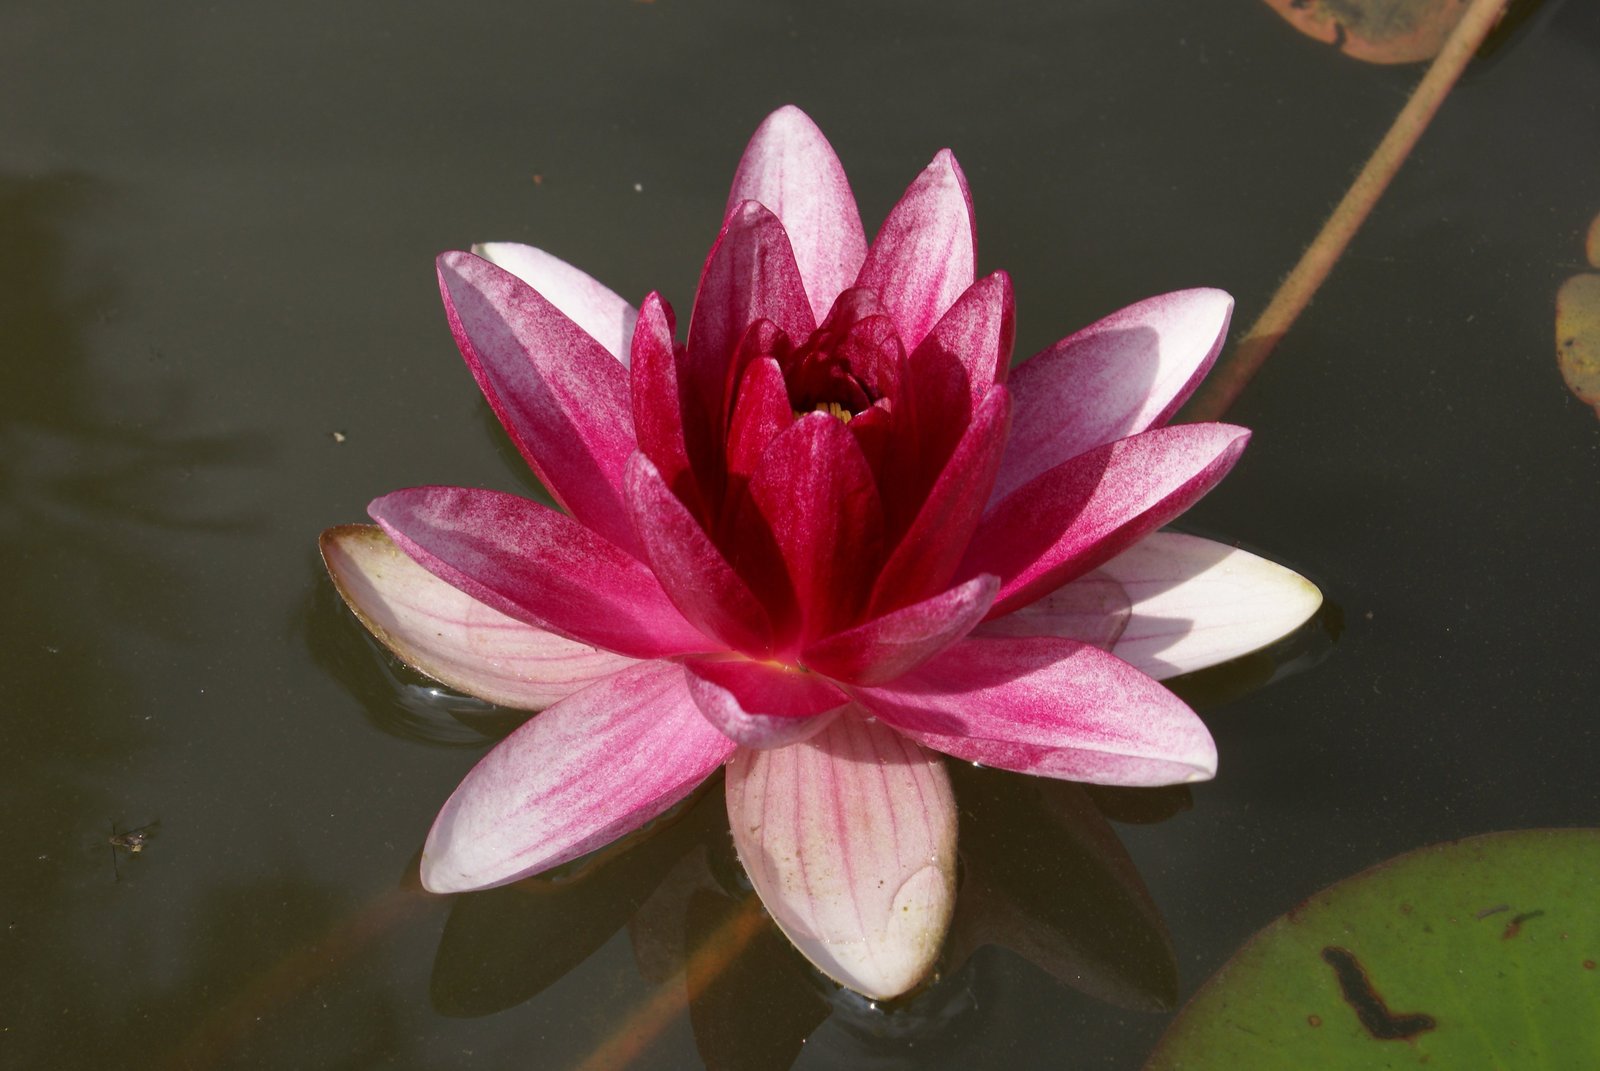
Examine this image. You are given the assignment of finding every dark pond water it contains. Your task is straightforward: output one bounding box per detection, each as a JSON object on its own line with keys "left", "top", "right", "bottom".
{"left": 3, "top": 2, "right": 1597, "bottom": 1068}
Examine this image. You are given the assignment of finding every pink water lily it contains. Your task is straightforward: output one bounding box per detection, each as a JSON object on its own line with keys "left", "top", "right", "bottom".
{"left": 320, "top": 106, "right": 1321, "bottom": 1000}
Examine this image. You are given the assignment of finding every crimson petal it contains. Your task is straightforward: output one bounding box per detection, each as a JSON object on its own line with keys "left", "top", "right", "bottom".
{"left": 747, "top": 413, "right": 886, "bottom": 643}
{"left": 370, "top": 486, "right": 709, "bottom": 660}
{"left": 685, "top": 201, "right": 814, "bottom": 438}
{"left": 625, "top": 453, "right": 773, "bottom": 657}
{"left": 436, "top": 251, "right": 640, "bottom": 554}
{"left": 872, "top": 385, "right": 1011, "bottom": 612}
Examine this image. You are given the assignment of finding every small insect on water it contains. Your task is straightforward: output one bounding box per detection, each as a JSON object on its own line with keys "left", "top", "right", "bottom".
{"left": 108, "top": 820, "right": 159, "bottom": 881}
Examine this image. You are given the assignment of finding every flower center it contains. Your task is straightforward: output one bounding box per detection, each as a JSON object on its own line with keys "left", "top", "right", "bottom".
{"left": 780, "top": 287, "right": 903, "bottom": 423}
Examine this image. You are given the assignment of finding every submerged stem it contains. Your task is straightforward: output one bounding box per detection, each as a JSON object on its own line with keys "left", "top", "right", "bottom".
{"left": 1180, "top": 0, "right": 1510, "bottom": 422}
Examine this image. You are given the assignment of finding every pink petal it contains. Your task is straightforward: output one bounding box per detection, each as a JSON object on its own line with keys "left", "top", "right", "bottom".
{"left": 804, "top": 575, "right": 999, "bottom": 686}
{"left": 871, "top": 386, "right": 1011, "bottom": 612}
{"left": 1095, "top": 532, "right": 1323, "bottom": 679}
{"left": 747, "top": 413, "right": 885, "bottom": 643}
{"left": 421, "top": 661, "right": 736, "bottom": 892}
{"left": 682, "top": 657, "right": 849, "bottom": 749}
{"left": 727, "top": 106, "right": 868, "bottom": 323}
{"left": 321, "top": 525, "right": 637, "bottom": 709}
{"left": 852, "top": 636, "right": 1217, "bottom": 786}
{"left": 685, "top": 201, "right": 814, "bottom": 435}
{"left": 629, "top": 293, "right": 699, "bottom": 507}
{"left": 908, "top": 271, "right": 1014, "bottom": 406}
{"left": 856, "top": 149, "right": 976, "bottom": 353}
{"left": 437, "top": 251, "right": 640, "bottom": 554}
{"left": 993, "top": 289, "right": 1233, "bottom": 502}
{"left": 725, "top": 716, "right": 957, "bottom": 999}
{"left": 370, "top": 486, "right": 710, "bottom": 660}
{"left": 725, "top": 356, "right": 793, "bottom": 482}
{"left": 966, "top": 423, "right": 1251, "bottom": 617}
{"left": 624, "top": 453, "right": 773, "bottom": 657}
{"left": 472, "top": 242, "right": 639, "bottom": 364}
{"left": 975, "top": 573, "right": 1132, "bottom": 651}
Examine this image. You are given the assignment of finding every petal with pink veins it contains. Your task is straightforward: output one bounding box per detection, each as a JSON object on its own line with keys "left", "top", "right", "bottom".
{"left": 727, "top": 106, "right": 868, "bottom": 323}
{"left": 805, "top": 574, "right": 999, "bottom": 686}
{"left": 682, "top": 658, "right": 849, "bottom": 748}
{"left": 321, "top": 524, "right": 638, "bottom": 710}
{"left": 725, "top": 715, "right": 957, "bottom": 999}
{"left": 994, "top": 289, "right": 1233, "bottom": 502}
{"left": 1095, "top": 531, "right": 1322, "bottom": 679}
{"left": 967, "top": 423, "right": 1250, "bottom": 617}
{"left": 472, "top": 241, "right": 639, "bottom": 364}
{"left": 625, "top": 453, "right": 774, "bottom": 657}
{"left": 857, "top": 149, "right": 976, "bottom": 353}
{"left": 421, "top": 661, "right": 736, "bottom": 893}
{"left": 437, "top": 251, "right": 640, "bottom": 554}
{"left": 853, "top": 636, "right": 1217, "bottom": 786}
{"left": 370, "top": 486, "right": 710, "bottom": 660}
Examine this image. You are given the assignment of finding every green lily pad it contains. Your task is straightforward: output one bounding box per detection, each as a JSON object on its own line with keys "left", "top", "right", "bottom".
{"left": 1145, "top": 829, "right": 1600, "bottom": 1069}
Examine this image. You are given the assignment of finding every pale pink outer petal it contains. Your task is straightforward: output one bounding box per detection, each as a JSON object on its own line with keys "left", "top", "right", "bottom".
{"left": 994, "top": 289, "right": 1233, "bottom": 502}
{"left": 421, "top": 661, "right": 736, "bottom": 893}
{"left": 1095, "top": 532, "right": 1323, "bottom": 679}
{"left": 472, "top": 242, "right": 640, "bottom": 364}
{"left": 856, "top": 149, "right": 976, "bottom": 353}
{"left": 727, "top": 106, "right": 867, "bottom": 323}
{"left": 725, "top": 716, "right": 957, "bottom": 999}
{"left": 321, "top": 525, "right": 637, "bottom": 710}
{"left": 966, "top": 424, "right": 1251, "bottom": 617}
{"left": 437, "top": 251, "right": 640, "bottom": 554}
{"left": 370, "top": 486, "right": 710, "bottom": 660}
{"left": 682, "top": 658, "right": 849, "bottom": 749}
{"left": 803, "top": 575, "right": 1000, "bottom": 686}
{"left": 852, "top": 637, "right": 1217, "bottom": 786}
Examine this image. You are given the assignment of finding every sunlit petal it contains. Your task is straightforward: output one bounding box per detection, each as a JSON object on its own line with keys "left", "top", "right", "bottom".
{"left": 422, "top": 661, "right": 735, "bottom": 893}
{"left": 472, "top": 241, "right": 639, "bottom": 364}
{"left": 727, "top": 105, "right": 867, "bottom": 321}
{"left": 437, "top": 250, "right": 640, "bottom": 553}
{"left": 321, "top": 524, "right": 636, "bottom": 709}
{"left": 854, "top": 636, "right": 1217, "bottom": 786}
{"left": 725, "top": 716, "right": 957, "bottom": 999}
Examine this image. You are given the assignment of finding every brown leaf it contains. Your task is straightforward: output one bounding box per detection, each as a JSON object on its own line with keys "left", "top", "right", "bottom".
{"left": 1259, "top": 0, "right": 1470, "bottom": 64}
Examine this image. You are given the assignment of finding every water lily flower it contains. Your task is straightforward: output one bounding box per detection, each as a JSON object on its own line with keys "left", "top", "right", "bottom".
{"left": 320, "top": 105, "right": 1321, "bottom": 1000}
